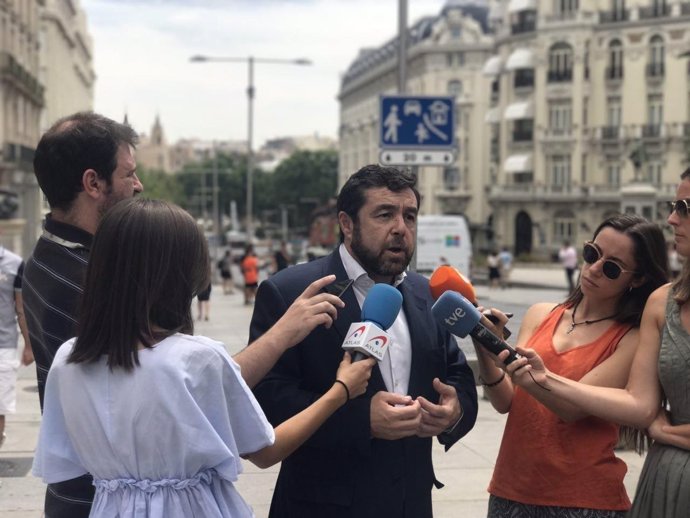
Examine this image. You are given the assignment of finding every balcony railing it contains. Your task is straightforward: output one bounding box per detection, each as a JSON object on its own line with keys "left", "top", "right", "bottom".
{"left": 601, "top": 126, "right": 620, "bottom": 140}
{"left": 639, "top": 4, "right": 670, "bottom": 18}
{"left": 512, "top": 130, "right": 533, "bottom": 142}
{"left": 646, "top": 62, "right": 665, "bottom": 78}
{"left": 511, "top": 20, "right": 536, "bottom": 34}
{"left": 642, "top": 124, "right": 662, "bottom": 138}
{"left": 547, "top": 69, "right": 573, "bottom": 83}
{"left": 0, "top": 52, "right": 44, "bottom": 106}
{"left": 542, "top": 128, "right": 572, "bottom": 140}
{"left": 599, "top": 10, "right": 629, "bottom": 22}
{"left": 605, "top": 66, "right": 623, "bottom": 81}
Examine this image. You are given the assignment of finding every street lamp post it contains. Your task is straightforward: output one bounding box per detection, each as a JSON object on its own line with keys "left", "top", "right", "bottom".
{"left": 190, "top": 55, "right": 312, "bottom": 242}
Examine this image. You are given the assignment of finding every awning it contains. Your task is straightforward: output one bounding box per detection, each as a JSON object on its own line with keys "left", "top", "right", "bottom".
{"left": 485, "top": 107, "right": 500, "bottom": 123}
{"left": 505, "top": 48, "right": 535, "bottom": 70}
{"left": 504, "top": 100, "right": 533, "bottom": 120}
{"left": 508, "top": 0, "right": 537, "bottom": 13}
{"left": 504, "top": 154, "right": 533, "bottom": 173}
{"left": 482, "top": 56, "right": 503, "bottom": 77}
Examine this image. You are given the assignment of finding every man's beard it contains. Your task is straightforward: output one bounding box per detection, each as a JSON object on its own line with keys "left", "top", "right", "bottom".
{"left": 350, "top": 224, "right": 413, "bottom": 278}
{"left": 98, "top": 184, "right": 131, "bottom": 218}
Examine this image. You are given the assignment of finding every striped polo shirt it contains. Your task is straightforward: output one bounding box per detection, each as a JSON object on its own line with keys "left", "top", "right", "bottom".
{"left": 23, "top": 215, "right": 91, "bottom": 410}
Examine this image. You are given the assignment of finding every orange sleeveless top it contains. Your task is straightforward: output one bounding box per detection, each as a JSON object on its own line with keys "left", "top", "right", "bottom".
{"left": 488, "top": 305, "right": 632, "bottom": 510}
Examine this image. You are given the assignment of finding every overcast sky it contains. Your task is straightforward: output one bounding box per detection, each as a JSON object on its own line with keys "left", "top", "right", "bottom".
{"left": 81, "top": 0, "right": 448, "bottom": 146}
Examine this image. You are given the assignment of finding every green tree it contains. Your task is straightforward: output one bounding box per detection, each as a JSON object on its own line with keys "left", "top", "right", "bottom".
{"left": 271, "top": 149, "right": 338, "bottom": 231}
{"left": 136, "top": 167, "right": 184, "bottom": 204}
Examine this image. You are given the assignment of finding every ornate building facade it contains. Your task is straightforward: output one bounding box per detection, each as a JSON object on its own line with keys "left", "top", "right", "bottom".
{"left": 338, "top": 0, "right": 690, "bottom": 257}
{"left": 0, "top": 0, "right": 93, "bottom": 256}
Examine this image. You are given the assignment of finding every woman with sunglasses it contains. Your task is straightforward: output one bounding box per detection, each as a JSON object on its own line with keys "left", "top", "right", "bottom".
{"left": 31, "top": 198, "right": 376, "bottom": 518}
{"left": 473, "top": 214, "right": 668, "bottom": 518}
{"left": 503, "top": 171, "right": 690, "bottom": 518}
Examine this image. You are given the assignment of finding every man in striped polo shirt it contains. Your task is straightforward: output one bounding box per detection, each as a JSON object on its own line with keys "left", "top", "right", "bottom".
{"left": 23, "top": 112, "right": 143, "bottom": 518}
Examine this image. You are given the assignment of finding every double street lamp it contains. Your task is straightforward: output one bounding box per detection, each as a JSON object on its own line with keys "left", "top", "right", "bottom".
{"left": 190, "top": 55, "right": 312, "bottom": 242}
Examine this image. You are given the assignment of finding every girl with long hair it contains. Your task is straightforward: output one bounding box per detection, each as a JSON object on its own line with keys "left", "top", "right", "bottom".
{"left": 32, "top": 198, "right": 375, "bottom": 517}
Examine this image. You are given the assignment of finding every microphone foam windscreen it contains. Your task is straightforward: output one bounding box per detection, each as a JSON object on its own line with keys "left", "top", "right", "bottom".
{"left": 431, "top": 291, "right": 481, "bottom": 338}
{"left": 361, "top": 283, "right": 403, "bottom": 330}
{"left": 429, "top": 265, "right": 476, "bottom": 303}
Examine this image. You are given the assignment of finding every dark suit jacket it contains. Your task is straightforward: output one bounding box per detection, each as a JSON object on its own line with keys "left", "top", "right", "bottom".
{"left": 250, "top": 251, "right": 478, "bottom": 518}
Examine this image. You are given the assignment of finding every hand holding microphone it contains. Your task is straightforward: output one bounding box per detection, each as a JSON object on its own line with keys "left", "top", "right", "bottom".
{"left": 341, "top": 283, "right": 402, "bottom": 362}
{"left": 430, "top": 265, "right": 513, "bottom": 339}
{"left": 431, "top": 291, "right": 519, "bottom": 364}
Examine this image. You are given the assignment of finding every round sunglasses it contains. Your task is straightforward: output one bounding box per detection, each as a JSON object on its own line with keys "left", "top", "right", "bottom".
{"left": 669, "top": 199, "right": 690, "bottom": 218}
{"left": 582, "top": 242, "right": 637, "bottom": 280}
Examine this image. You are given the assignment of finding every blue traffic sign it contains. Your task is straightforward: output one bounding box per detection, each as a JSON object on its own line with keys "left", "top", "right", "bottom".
{"left": 380, "top": 95, "right": 456, "bottom": 149}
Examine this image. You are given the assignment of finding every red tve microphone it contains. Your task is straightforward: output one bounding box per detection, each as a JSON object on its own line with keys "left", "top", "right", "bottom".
{"left": 429, "top": 265, "right": 513, "bottom": 339}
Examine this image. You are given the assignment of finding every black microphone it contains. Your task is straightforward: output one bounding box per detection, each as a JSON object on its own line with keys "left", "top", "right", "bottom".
{"left": 342, "top": 283, "right": 402, "bottom": 362}
{"left": 431, "top": 291, "right": 518, "bottom": 364}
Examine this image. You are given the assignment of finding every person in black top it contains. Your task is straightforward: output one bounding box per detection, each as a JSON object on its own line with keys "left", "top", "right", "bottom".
{"left": 22, "top": 112, "right": 143, "bottom": 518}
{"left": 272, "top": 240, "right": 291, "bottom": 273}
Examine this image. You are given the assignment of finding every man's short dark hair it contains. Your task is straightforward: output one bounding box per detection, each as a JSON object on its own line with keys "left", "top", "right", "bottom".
{"left": 336, "top": 165, "right": 420, "bottom": 241}
{"left": 33, "top": 112, "right": 139, "bottom": 211}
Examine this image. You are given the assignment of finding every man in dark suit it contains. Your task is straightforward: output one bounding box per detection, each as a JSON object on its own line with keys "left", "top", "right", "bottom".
{"left": 250, "top": 164, "right": 478, "bottom": 518}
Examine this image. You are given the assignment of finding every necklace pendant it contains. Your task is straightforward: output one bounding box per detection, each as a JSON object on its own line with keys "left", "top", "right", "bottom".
{"left": 567, "top": 323, "right": 575, "bottom": 334}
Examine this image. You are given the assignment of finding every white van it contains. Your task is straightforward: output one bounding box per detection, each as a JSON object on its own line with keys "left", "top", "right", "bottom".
{"left": 415, "top": 215, "right": 472, "bottom": 277}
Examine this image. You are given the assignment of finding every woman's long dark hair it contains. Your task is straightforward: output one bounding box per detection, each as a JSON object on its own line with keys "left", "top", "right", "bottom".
{"left": 69, "top": 198, "right": 210, "bottom": 371}
{"left": 560, "top": 213, "right": 668, "bottom": 453}
{"left": 562, "top": 213, "right": 669, "bottom": 325}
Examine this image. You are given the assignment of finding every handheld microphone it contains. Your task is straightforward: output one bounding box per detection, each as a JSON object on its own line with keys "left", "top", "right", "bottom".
{"left": 429, "top": 265, "right": 513, "bottom": 339}
{"left": 342, "top": 283, "right": 402, "bottom": 362}
{"left": 431, "top": 291, "right": 518, "bottom": 364}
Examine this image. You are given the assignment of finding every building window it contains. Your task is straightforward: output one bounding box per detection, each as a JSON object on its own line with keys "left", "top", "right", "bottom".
{"left": 447, "top": 80, "right": 463, "bottom": 96}
{"left": 607, "top": 39, "right": 623, "bottom": 79}
{"left": 555, "top": 0, "right": 579, "bottom": 14}
{"left": 514, "top": 69, "right": 535, "bottom": 88}
{"left": 451, "top": 27, "right": 462, "bottom": 39}
{"left": 646, "top": 161, "right": 662, "bottom": 184}
{"left": 443, "top": 167, "right": 461, "bottom": 190}
{"left": 607, "top": 164, "right": 621, "bottom": 186}
{"left": 647, "top": 35, "right": 665, "bottom": 78}
{"left": 548, "top": 101, "right": 572, "bottom": 129}
{"left": 548, "top": 42, "right": 573, "bottom": 82}
{"left": 549, "top": 155, "right": 571, "bottom": 186}
{"left": 607, "top": 97, "right": 622, "bottom": 126}
{"left": 647, "top": 94, "right": 663, "bottom": 135}
{"left": 553, "top": 211, "right": 575, "bottom": 242}
{"left": 512, "top": 119, "right": 534, "bottom": 142}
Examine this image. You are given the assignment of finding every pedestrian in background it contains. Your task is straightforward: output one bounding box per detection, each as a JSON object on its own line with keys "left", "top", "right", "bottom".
{"left": 196, "top": 280, "right": 212, "bottom": 321}
{"left": 217, "top": 250, "right": 235, "bottom": 294}
{"left": 477, "top": 214, "right": 668, "bottom": 517}
{"left": 32, "top": 198, "right": 375, "bottom": 518}
{"left": 559, "top": 240, "right": 578, "bottom": 292}
{"left": 498, "top": 246, "right": 513, "bottom": 289}
{"left": 0, "top": 245, "right": 32, "bottom": 449}
{"left": 272, "top": 240, "right": 291, "bottom": 274}
{"left": 241, "top": 244, "right": 259, "bottom": 305}
{"left": 487, "top": 249, "right": 501, "bottom": 289}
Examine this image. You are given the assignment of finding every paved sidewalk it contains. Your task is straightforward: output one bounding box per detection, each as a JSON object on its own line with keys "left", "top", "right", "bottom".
{"left": 1, "top": 269, "right": 645, "bottom": 517}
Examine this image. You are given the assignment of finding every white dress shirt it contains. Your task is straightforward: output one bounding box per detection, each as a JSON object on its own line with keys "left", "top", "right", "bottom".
{"left": 339, "top": 244, "right": 412, "bottom": 395}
